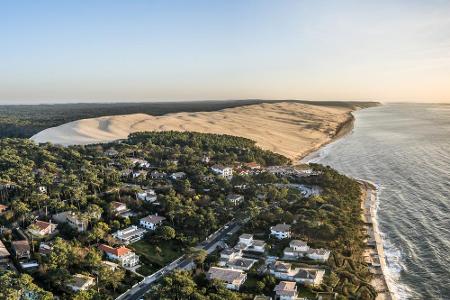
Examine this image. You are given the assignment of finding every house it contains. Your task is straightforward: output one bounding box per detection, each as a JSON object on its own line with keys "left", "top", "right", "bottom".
{"left": 248, "top": 239, "right": 266, "bottom": 253}
{"left": 0, "top": 240, "right": 10, "bottom": 259}
{"left": 150, "top": 170, "right": 167, "bottom": 179}
{"left": 238, "top": 234, "right": 253, "bottom": 246}
{"left": 140, "top": 214, "right": 166, "bottom": 230}
{"left": 235, "top": 234, "right": 266, "bottom": 253}
{"left": 269, "top": 261, "right": 299, "bottom": 281}
{"left": 98, "top": 244, "right": 139, "bottom": 268}
{"left": 202, "top": 155, "right": 210, "bottom": 163}
{"left": 37, "top": 186, "right": 47, "bottom": 194}
{"left": 244, "top": 162, "right": 261, "bottom": 170}
{"left": 11, "top": 240, "right": 30, "bottom": 260}
{"left": 28, "top": 220, "right": 57, "bottom": 236}
{"left": 112, "top": 225, "right": 147, "bottom": 245}
{"left": 53, "top": 211, "right": 88, "bottom": 232}
{"left": 295, "top": 268, "right": 325, "bottom": 286}
{"left": 207, "top": 267, "right": 247, "bottom": 291}
{"left": 274, "top": 281, "right": 299, "bottom": 300}
{"left": 226, "top": 257, "right": 257, "bottom": 271}
{"left": 137, "top": 189, "right": 157, "bottom": 202}
{"left": 226, "top": 194, "right": 244, "bottom": 206}
{"left": 38, "top": 242, "right": 53, "bottom": 256}
{"left": 284, "top": 240, "right": 310, "bottom": 259}
{"left": 269, "top": 261, "right": 325, "bottom": 286}
{"left": 129, "top": 158, "right": 151, "bottom": 168}
{"left": 170, "top": 172, "right": 186, "bottom": 180}
{"left": 270, "top": 224, "right": 292, "bottom": 239}
{"left": 67, "top": 274, "right": 95, "bottom": 292}
{"left": 104, "top": 149, "right": 119, "bottom": 157}
{"left": 121, "top": 169, "right": 133, "bottom": 177}
{"left": 132, "top": 170, "right": 148, "bottom": 179}
{"left": 111, "top": 202, "right": 128, "bottom": 214}
{"left": 211, "top": 165, "right": 233, "bottom": 179}
{"left": 306, "top": 248, "right": 331, "bottom": 262}
{"left": 0, "top": 204, "right": 8, "bottom": 214}
{"left": 101, "top": 260, "right": 119, "bottom": 271}
{"left": 219, "top": 248, "right": 243, "bottom": 266}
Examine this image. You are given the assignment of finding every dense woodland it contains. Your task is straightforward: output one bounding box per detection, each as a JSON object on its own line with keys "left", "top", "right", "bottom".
{"left": 0, "top": 130, "right": 374, "bottom": 299}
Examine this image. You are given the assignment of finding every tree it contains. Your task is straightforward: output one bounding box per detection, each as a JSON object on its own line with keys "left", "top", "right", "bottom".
{"left": 187, "top": 248, "right": 207, "bottom": 270}
{"left": 88, "top": 222, "right": 110, "bottom": 244}
{"left": 98, "top": 266, "right": 125, "bottom": 292}
{"left": 152, "top": 270, "right": 197, "bottom": 300}
{"left": 158, "top": 225, "right": 176, "bottom": 240}
{"left": 0, "top": 271, "right": 53, "bottom": 300}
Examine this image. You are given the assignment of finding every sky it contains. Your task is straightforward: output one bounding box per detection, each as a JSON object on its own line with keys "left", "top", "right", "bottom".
{"left": 1, "top": 0, "right": 450, "bottom": 104}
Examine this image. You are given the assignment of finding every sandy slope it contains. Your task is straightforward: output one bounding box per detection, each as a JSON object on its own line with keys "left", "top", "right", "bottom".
{"left": 31, "top": 102, "right": 352, "bottom": 160}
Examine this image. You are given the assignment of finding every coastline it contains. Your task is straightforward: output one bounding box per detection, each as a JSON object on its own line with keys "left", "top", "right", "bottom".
{"left": 360, "top": 181, "right": 396, "bottom": 300}
{"left": 300, "top": 107, "right": 395, "bottom": 300}
{"left": 296, "top": 112, "right": 355, "bottom": 162}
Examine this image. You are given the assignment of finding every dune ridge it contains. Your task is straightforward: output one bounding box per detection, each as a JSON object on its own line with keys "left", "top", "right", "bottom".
{"left": 31, "top": 102, "right": 353, "bottom": 160}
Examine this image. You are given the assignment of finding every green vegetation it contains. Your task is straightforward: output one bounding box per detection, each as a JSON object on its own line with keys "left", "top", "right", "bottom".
{"left": 130, "top": 239, "right": 182, "bottom": 268}
{"left": 0, "top": 130, "right": 375, "bottom": 299}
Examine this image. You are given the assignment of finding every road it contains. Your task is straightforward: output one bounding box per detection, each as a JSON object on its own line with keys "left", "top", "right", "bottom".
{"left": 117, "top": 220, "right": 242, "bottom": 300}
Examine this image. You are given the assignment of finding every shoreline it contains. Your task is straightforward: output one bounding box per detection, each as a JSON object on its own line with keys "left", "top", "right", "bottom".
{"left": 293, "top": 111, "right": 355, "bottom": 164}
{"left": 297, "top": 112, "right": 355, "bottom": 163}
{"left": 299, "top": 106, "right": 395, "bottom": 300}
{"left": 359, "top": 181, "right": 396, "bottom": 300}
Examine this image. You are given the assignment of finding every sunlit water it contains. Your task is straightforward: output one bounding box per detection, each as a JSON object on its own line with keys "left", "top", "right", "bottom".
{"left": 304, "top": 103, "right": 450, "bottom": 299}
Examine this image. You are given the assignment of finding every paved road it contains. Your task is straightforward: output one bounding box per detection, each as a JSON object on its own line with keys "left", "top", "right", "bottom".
{"left": 117, "top": 220, "right": 242, "bottom": 300}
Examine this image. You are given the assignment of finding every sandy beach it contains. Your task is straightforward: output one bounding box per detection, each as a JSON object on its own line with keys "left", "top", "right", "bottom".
{"left": 31, "top": 102, "right": 353, "bottom": 161}
{"left": 360, "top": 181, "right": 396, "bottom": 300}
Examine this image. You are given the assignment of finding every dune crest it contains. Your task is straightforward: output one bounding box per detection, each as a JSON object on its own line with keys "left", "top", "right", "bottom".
{"left": 31, "top": 102, "right": 352, "bottom": 160}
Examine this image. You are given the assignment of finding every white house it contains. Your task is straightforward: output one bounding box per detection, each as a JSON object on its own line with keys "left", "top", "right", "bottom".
{"left": 226, "top": 257, "right": 257, "bottom": 271}
{"left": 111, "top": 201, "right": 128, "bottom": 214}
{"left": 67, "top": 274, "right": 95, "bottom": 292}
{"left": 207, "top": 267, "right": 247, "bottom": 291}
{"left": 248, "top": 239, "right": 266, "bottom": 253}
{"left": 170, "top": 172, "right": 186, "bottom": 180}
{"left": 270, "top": 224, "right": 292, "bottom": 239}
{"left": 284, "top": 240, "right": 310, "bottom": 259}
{"left": 235, "top": 233, "right": 266, "bottom": 253}
{"left": 132, "top": 170, "right": 148, "bottom": 179}
{"left": 269, "top": 261, "right": 325, "bottom": 286}
{"left": 226, "top": 194, "right": 244, "bottom": 206}
{"left": 239, "top": 234, "right": 253, "bottom": 246}
{"left": 112, "top": 225, "right": 147, "bottom": 244}
{"left": 219, "top": 248, "right": 242, "bottom": 266}
{"left": 129, "top": 158, "right": 151, "bottom": 168}
{"left": 28, "top": 220, "right": 57, "bottom": 237}
{"left": 211, "top": 165, "right": 233, "bottom": 179}
{"left": 98, "top": 244, "right": 139, "bottom": 268}
{"left": 295, "top": 268, "right": 325, "bottom": 286}
{"left": 150, "top": 170, "right": 167, "bottom": 179}
{"left": 140, "top": 214, "right": 166, "bottom": 230}
{"left": 137, "top": 189, "right": 157, "bottom": 202}
{"left": 274, "top": 281, "right": 299, "bottom": 300}
{"left": 306, "top": 248, "right": 331, "bottom": 262}
{"left": 37, "top": 186, "right": 47, "bottom": 194}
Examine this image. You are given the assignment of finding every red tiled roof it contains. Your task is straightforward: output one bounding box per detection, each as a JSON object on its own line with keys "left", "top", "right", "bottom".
{"left": 98, "top": 244, "right": 130, "bottom": 257}
{"left": 34, "top": 220, "right": 52, "bottom": 231}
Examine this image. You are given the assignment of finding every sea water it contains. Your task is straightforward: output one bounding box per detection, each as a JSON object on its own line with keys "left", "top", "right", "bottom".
{"left": 304, "top": 103, "right": 450, "bottom": 299}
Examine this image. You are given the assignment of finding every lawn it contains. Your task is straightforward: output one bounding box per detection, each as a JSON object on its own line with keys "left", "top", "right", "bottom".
{"left": 130, "top": 239, "right": 183, "bottom": 268}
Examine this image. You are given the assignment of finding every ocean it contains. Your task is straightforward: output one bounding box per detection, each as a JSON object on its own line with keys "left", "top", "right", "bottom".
{"left": 304, "top": 103, "right": 450, "bottom": 299}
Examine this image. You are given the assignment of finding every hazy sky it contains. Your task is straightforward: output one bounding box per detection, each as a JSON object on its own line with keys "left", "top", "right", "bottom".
{"left": 1, "top": 0, "right": 450, "bottom": 104}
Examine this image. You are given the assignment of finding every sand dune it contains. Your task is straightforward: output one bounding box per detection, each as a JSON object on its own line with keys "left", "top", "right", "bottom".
{"left": 31, "top": 102, "right": 353, "bottom": 160}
